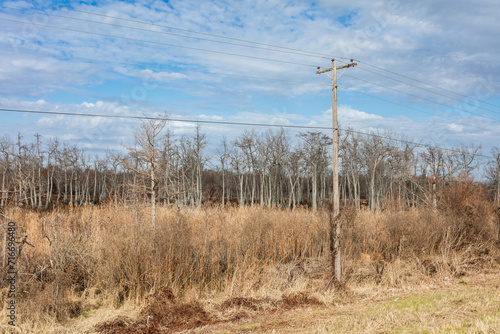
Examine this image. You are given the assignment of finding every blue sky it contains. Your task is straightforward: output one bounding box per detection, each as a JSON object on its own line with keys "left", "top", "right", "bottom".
{"left": 0, "top": 0, "right": 499, "bottom": 160}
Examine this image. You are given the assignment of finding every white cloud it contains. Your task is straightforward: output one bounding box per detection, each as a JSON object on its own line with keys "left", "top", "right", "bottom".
{"left": 2, "top": 0, "right": 498, "bottom": 103}
{"left": 446, "top": 123, "right": 464, "bottom": 132}
{"left": 114, "top": 67, "right": 189, "bottom": 83}
{"left": 340, "top": 106, "right": 384, "bottom": 121}
{"left": 0, "top": 0, "right": 499, "bottom": 156}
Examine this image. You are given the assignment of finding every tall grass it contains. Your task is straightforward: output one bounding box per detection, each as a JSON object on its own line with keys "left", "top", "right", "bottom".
{"left": 1, "top": 195, "right": 498, "bottom": 330}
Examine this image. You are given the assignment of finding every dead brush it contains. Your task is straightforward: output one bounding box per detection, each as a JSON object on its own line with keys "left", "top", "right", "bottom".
{"left": 95, "top": 285, "right": 324, "bottom": 334}
{"left": 1, "top": 202, "right": 498, "bottom": 332}
{"left": 344, "top": 205, "right": 499, "bottom": 286}
{"left": 440, "top": 175, "right": 495, "bottom": 243}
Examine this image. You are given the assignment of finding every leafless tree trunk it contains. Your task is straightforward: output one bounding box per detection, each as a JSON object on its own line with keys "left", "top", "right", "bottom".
{"left": 487, "top": 147, "right": 500, "bottom": 203}
{"left": 218, "top": 137, "right": 231, "bottom": 208}
{"left": 124, "top": 114, "right": 169, "bottom": 229}
{"left": 299, "top": 132, "right": 331, "bottom": 210}
{"left": 361, "top": 132, "right": 392, "bottom": 211}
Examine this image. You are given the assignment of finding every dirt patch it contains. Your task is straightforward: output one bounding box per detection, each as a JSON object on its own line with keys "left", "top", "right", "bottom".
{"left": 219, "top": 293, "right": 322, "bottom": 316}
{"left": 141, "top": 286, "right": 213, "bottom": 329}
{"left": 220, "top": 296, "right": 275, "bottom": 311}
{"left": 151, "top": 301, "right": 212, "bottom": 331}
{"left": 96, "top": 287, "right": 212, "bottom": 334}
{"left": 96, "top": 289, "right": 324, "bottom": 333}
{"left": 95, "top": 315, "right": 137, "bottom": 334}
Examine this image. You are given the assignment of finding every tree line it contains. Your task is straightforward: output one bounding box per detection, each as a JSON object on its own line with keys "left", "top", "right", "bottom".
{"left": 1, "top": 118, "right": 499, "bottom": 211}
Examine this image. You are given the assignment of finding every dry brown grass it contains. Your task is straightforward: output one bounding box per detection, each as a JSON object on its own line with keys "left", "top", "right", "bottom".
{"left": 0, "top": 199, "right": 498, "bottom": 333}
{"left": 209, "top": 272, "right": 500, "bottom": 334}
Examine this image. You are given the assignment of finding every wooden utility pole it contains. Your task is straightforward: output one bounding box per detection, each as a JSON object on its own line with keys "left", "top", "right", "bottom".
{"left": 316, "top": 59, "right": 357, "bottom": 282}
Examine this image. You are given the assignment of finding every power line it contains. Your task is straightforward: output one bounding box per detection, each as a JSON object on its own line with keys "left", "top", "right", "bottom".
{"left": 12, "top": 0, "right": 500, "bottom": 112}
{"left": 0, "top": 47, "right": 326, "bottom": 86}
{"left": 342, "top": 74, "right": 500, "bottom": 123}
{"left": 0, "top": 46, "right": 478, "bottom": 128}
{"left": 338, "top": 85, "right": 500, "bottom": 149}
{"left": 1, "top": 47, "right": 461, "bottom": 122}
{"left": 343, "top": 128, "right": 493, "bottom": 160}
{"left": 0, "top": 17, "right": 317, "bottom": 68}
{"left": 16, "top": 0, "right": 347, "bottom": 60}
{"left": 320, "top": 62, "right": 500, "bottom": 119}
{"left": 337, "top": 85, "right": 441, "bottom": 117}
{"left": 1, "top": 47, "right": 494, "bottom": 129}
{"left": 3, "top": 44, "right": 487, "bottom": 124}
{"left": 357, "top": 60, "right": 500, "bottom": 110}
{"left": 1, "top": 107, "right": 494, "bottom": 159}
{"left": 0, "top": 5, "right": 331, "bottom": 61}
{"left": 2, "top": 47, "right": 491, "bottom": 125}
{"left": 0, "top": 108, "right": 332, "bottom": 130}
{"left": 6, "top": 8, "right": 494, "bottom": 118}
{"left": 2, "top": 5, "right": 498, "bottom": 135}
{"left": 354, "top": 64, "right": 500, "bottom": 116}
{"left": 0, "top": 47, "right": 494, "bottom": 129}
{"left": 6, "top": 46, "right": 490, "bottom": 131}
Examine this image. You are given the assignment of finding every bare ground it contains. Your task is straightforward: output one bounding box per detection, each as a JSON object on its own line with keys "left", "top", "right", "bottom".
{"left": 196, "top": 270, "right": 500, "bottom": 334}
{"left": 55, "top": 268, "right": 499, "bottom": 334}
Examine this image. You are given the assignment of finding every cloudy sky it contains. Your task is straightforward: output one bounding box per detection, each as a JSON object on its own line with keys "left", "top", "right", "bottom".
{"left": 1, "top": 0, "right": 499, "bottom": 159}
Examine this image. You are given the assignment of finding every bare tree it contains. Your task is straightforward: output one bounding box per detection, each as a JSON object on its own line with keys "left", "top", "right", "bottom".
{"left": 124, "top": 114, "right": 168, "bottom": 228}
{"left": 453, "top": 144, "right": 482, "bottom": 177}
{"left": 361, "top": 132, "right": 393, "bottom": 210}
{"left": 0, "top": 136, "right": 13, "bottom": 207}
{"left": 235, "top": 130, "right": 258, "bottom": 206}
{"left": 266, "top": 129, "right": 291, "bottom": 208}
{"left": 230, "top": 141, "right": 246, "bottom": 207}
{"left": 299, "top": 132, "right": 332, "bottom": 210}
{"left": 341, "top": 129, "right": 362, "bottom": 209}
{"left": 194, "top": 124, "right": 207, "bottom": 207}
{"left": 487, "top": 147, "right": 500, "bottom": 203}
{"left": 283, "top": 148, "right": 302, "bottom": 208}
{"left": 217, "top": 136, "right": 231, "bottom": 208}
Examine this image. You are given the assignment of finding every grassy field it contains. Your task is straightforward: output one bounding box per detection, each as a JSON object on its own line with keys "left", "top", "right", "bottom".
{"left": 206, "top": 272, "right": 500, "bottom": 333}
{"left": 0, "top": 203, "right": 498, "bottom": 333}
{"left": 6, "top": 269, "right": 496, "bottom": 333}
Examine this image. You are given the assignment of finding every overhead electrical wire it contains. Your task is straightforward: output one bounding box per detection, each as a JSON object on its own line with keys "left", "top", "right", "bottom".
{"left": 337, "top": 85, "right": 442, "bottom": 117}
{"left": 1, "top": 1, "right": 498, "bottom": 153}
{"left": 353, "top": 63, "right": 500, "bottom": 115}
{"left": 0, "top": 5, "right": 331, "bottom": 60}
{"left": 355, "top": 60, "right": 500, "bottom": 110}
{"left": 2, "top": 46, "right": 484, "bottom": 125}
{"left": 16, "top": 0, "right": 347, "bottom": 60}
{"left": 8, "top": 0, "right": 500, "bottom": 112}
{"left": 0, "top": 108, "right": 493, "bottom": 159}
{"left": 0, "top": 45, "right": 476, "bottom": 124}
{"left": 342, "top": 74, "right": 500, "bottom": 122}
{"left": 1, "top": 39, "right": 495, "bottom": 122}
{"left": 4, "top": 2, "right": 499, "bottom": 114}
{"left": 1, "top": 34, "right": 494, "bottom": 124}
{"left": 0, "top": 17, "right": 318, "bottom": 68}
{"left": 342, "top": 128, "right": 492, "bottom": 160}
{"left": 0, "top": 108, "right": 332, "bottom": 130}
{"left": 316, "top": 64, "right": 500, "bottom": 118}
{"left": 1, "top": 45, "right": 497, "bottom": 132}
{"left": 0, "top": 47, "right": 325, "bottom": 86}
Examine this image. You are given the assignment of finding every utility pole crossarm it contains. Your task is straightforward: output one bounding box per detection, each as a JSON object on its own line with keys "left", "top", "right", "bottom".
{"left": 337, "top": 62, "right": 357, "bottom": 70}
{"left": 316, "top": 62, "right": 357, "bottom": 74}
{"left": 316, "top": 68, "right": 333, "bottom": 74}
